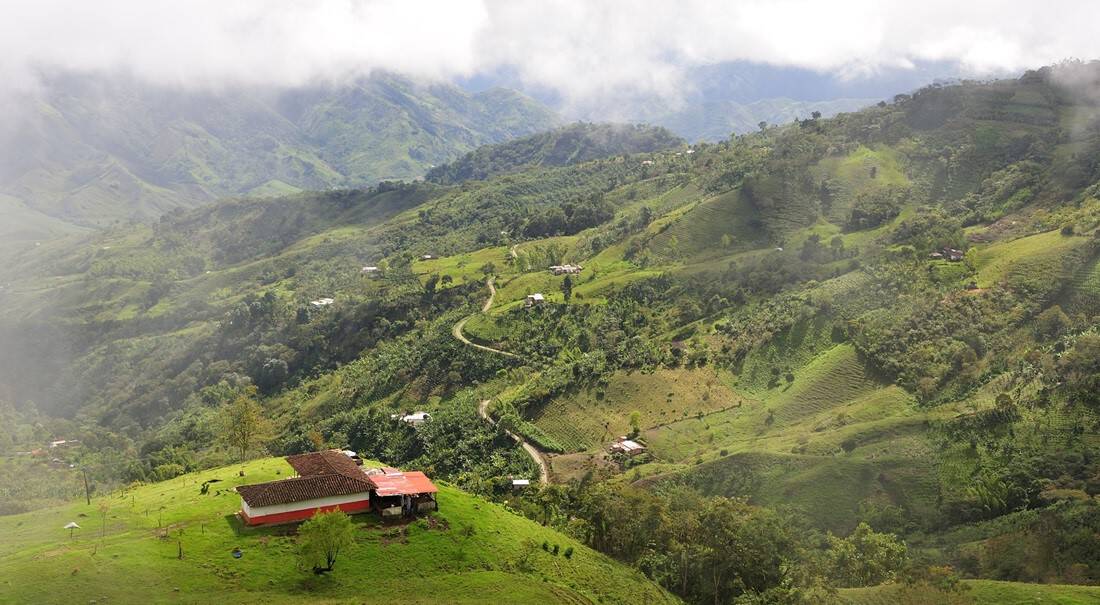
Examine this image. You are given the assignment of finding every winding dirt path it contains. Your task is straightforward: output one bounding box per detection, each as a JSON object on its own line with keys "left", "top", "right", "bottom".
{"left": 479, "top": 398, "right": 550, "bottom": 484}
{"left": 451, "top": 278, "right": 518, "bottom": 358}
{"left": 452, "top": 273, "right": 548, "bottom": 483}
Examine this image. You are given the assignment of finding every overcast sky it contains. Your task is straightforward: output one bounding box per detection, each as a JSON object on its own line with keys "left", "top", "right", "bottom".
{"left": 4, "top": 0, "right": 1099, "bottom": 110}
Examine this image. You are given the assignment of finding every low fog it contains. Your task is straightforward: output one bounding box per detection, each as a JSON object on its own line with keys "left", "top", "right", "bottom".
{"left": 4, "top": 0, "right": 1100, "bottom": 115}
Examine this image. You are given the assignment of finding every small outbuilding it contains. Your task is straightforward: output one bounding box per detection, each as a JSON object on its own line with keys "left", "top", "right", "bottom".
{"left": 398, "top": 412, "right": 431, "bottom": 427}
{"left": 609, "top": 437, "right": 646, "bottom": 457}
{"left": 364, "top": 467, "right": 439, "bottom": 518}
{"left": 361, "top": 266, "right": 382, "bottom": 277}
{"left": 310, "top": 298, "right": 335, "bottom": 308}
{"left": 524, "top": 293, "right": 546, "bottom": 307}
{"left": 549, "top": 264, "right": 582, "bottom": 275}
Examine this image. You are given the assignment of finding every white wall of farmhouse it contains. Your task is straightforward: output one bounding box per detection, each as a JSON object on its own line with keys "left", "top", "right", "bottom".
{"left": 242, "top": 491, "right": 370, "bottom": 518}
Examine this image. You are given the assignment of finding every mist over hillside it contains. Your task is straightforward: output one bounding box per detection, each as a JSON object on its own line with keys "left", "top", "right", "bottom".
{"left": 0, "top": 71, "right": 558, "bottom": 238}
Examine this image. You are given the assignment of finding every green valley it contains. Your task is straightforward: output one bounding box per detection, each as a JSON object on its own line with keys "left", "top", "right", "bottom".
{"left": 7, "top": 61, "right": 1100, "bottom": 604}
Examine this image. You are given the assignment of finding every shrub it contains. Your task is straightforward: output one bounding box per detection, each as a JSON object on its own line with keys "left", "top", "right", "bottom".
{"left": 563, "top": 546, "right": 574, "bottom": 559}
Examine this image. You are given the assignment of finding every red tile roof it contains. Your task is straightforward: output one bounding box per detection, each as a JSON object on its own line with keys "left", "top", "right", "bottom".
{"left": 236, "top": 473, "right": 370, "bottom": 508}
{"left": 237, "top": 450, "right": 372, "bottom": 508}
{"left": 286, "top": 450, "right": 363, "bottom": 477}
{"left": 366, "top": 470, "right": 438, "bottom": 497}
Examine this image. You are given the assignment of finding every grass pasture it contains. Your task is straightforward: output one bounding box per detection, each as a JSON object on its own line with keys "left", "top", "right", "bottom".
{"left": 0, "top": 458, "right": 674, "bottom": 605}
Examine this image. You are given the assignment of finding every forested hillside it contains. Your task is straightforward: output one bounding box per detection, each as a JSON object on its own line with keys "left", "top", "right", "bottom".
{"left": 0, "top": 72, "right": 557, "bottom": 234}
{"left": 7, "top": 62, "right": 1100, "bottom": 604}
{"left": 425, "top": 122, "right": 683, "bottom": 184}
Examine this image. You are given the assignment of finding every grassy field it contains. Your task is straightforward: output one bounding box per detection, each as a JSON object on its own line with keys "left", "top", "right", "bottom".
{"left": 840, "top": 579, "right": 1100, "bottom": 604}
{"left": 0, "top": 458, "right": 676, "bottom": 605}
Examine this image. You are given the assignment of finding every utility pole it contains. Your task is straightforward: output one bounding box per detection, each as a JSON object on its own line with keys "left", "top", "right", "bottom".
{"left": 83, "top": 468, "right": 90, "bottom": 505}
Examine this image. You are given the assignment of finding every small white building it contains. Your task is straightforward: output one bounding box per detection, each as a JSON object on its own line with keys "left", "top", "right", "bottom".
{"left": 420, "top": 254, "right": 436, "bottom": 261}
{"left": 399, "top": 412, "right": 431, "bottom": 427}
{"left": 549, "top": 264, "right": 582, "bottom": 275}
{"left": 609, "top": 437, "right": 646, "bottom": 456}
{"left": 512, "top": 479, "right": 531, "bottom": 489}
{"left": 524, "top": 293, "right": 545, "bottom": 307}
{"left": 361, "top": 266, "right": 382, "bottom": 277}
{"left": 310, "top": 298, "right": 334, "bottom": 308}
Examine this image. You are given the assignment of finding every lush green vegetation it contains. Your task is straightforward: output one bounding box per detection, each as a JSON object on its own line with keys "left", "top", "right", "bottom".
{"left": 8, "top": 62, "right": 1100, "bottom": 603}
{"left": 425, "top": 122, "right": 683, "bottom": 184}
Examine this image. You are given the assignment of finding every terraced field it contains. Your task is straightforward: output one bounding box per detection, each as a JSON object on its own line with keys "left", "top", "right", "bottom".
{"left": 973, "top": 229, "right": 1087, "bottom": 290}
{"left": 647, "top": 190, "right": 768, "bottom": 261}
{"left": 815, "top": 145, "right": 911, "bottom": 224}
{"left": 529, "top": 368, "right": 743, "bottom": 452}
{"left": 841, "top": 579, "right": 1100, "bottom": 605}
{"left": 646, "top": 345, "right": 905, "bottom": 459}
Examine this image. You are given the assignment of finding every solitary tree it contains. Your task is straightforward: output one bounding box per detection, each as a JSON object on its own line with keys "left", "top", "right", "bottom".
{"left": 562, "top": 275, "right": 573, "bottom": 302}
{"left": 220, "top": 387, "right": 271, "bottom": 461}
{"left": 298, "top": 510, "right": 356, "bottom": 574}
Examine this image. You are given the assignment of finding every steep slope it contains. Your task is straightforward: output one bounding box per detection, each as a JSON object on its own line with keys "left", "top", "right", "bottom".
{"left": 1, "top": 72, "right": 558, "bottom": 230}
{"left": 425, "top": 122, "right": 682, "bottom": 184}
{"left": 0, "top": 457, "right": 675, "bottom": 605}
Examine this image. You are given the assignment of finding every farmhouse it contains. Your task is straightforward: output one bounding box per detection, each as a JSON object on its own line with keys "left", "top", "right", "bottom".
{"left": 237, "top": 451, "right": 440, "bottom": 525}
{"left": 524, "top": 293, "right": 546, "bottom": 307}
{"left": 549, "top": 264, "right": 582, "bottom": 275}
{"left": 931, "top": 247, "right": 966, "bottom": 262}
{"left": 609, "top": 437, "right": 646, "bottom": 456}
{"left": 236, "top": 450, "right": 373, "bottom": 526}
{"left": 361, "top": 265, "right": 382, "bottom": 276}
{"left": 364, "top": 467, "right": 439, "bottom": 518}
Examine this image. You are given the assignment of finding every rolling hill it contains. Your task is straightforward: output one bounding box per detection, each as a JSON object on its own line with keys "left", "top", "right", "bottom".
{"left": 0, "top": 457, "right": 675, "bottom": 605}
{"left": 0, "top": 72, "right": 558, "bottom": 231}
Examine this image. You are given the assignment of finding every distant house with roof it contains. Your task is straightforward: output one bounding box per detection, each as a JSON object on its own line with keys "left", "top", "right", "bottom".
{"left": 931, "top": 247, "right": 966, "bottom": 262}
{"left": 524, "top": 293, "right": 545, "bottom": 307}
{"left": 235, "top": 450, "right": 438, "bottom": 526}
{"left": 398, "top": 411, "right": 431, "bottom": 427}
{"left": 361, "top": 265, "right": 382, "bottom": 277}
{"left": 609, "top": 437, "right": 646, "bottom": 457}
{"left": 549, "top": 264, "right": 582, "bottom": 275}
{"left": 310, "top": 297, "right": 334, "bottom": 308}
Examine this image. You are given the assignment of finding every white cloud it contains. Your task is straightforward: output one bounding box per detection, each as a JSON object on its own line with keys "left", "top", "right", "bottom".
{"left": 2, "top": 0, "right": 1098, "bottom": 107}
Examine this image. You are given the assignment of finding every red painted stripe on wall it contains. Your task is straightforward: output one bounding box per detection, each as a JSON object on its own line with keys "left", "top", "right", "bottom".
{"left": 241, "top": 498, "right": 371, "bottom": 526}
